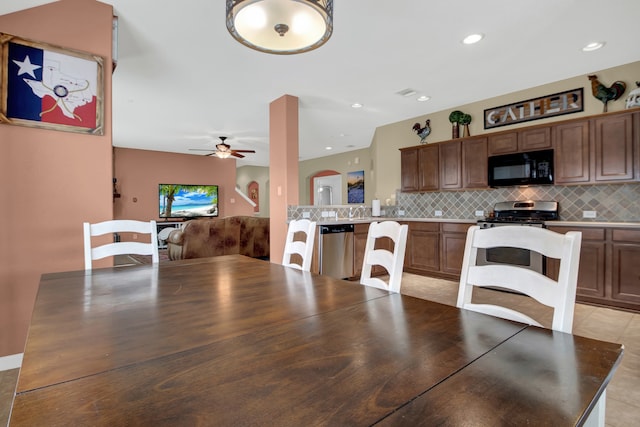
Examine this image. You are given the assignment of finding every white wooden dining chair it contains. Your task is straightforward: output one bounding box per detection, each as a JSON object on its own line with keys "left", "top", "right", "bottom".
{"left": 360, "top": 221, "right": 408, "bottom": 293}
{"left": 457, "top": 225, "right": 582, "bottom": 334}
{"left": 83, "top": 220, "right": 159, "bottom": 270}
{"left": 282, "top": 219, "right": 317, "bottom": 271}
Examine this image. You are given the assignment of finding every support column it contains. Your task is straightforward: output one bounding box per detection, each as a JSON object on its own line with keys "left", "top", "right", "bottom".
{"left": 269, "top": 95, "right": 299, "bottom": 263}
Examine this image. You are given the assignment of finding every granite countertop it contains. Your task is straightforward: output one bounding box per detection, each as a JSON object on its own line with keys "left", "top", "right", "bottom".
{"left": 544, "top": 220, "right": 640, "bottom": 228}
{"left": 317, "top": 217, "right": 478, "bottom": 226}
{"left": 316, "top": 218, "right": 640, "bottom": 228}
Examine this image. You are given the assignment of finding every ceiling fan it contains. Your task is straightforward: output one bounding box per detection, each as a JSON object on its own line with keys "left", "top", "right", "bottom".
{"left": 189, "top": 136, "right": 256, "bottom": 159}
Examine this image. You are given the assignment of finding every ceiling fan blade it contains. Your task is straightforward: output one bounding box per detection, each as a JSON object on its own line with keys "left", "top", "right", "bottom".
{"left": 232, "top": 149, "right": 256, "bottom": 153}
{"left": 231, "top": 152, "right": 245, "bottom": 158}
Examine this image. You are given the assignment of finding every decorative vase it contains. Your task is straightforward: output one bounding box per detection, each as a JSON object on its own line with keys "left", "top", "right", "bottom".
{"left": 463, "top": 124, "right": 471, "bottom": 138}
{"left": 451, "top": 123, "right": 460, "bottom": 139}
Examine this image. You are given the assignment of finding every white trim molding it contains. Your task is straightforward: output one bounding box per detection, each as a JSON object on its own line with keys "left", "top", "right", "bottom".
{"left": 235, "top": 186, "right": 256, "bottom": 208}
{"left": 0, "top": 353, "right": 23, "bottom": 371}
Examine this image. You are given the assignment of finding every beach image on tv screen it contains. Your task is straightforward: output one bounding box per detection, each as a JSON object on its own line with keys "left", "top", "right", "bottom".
{"left": 159, "top": 184, "right": 218, "bottom": 218}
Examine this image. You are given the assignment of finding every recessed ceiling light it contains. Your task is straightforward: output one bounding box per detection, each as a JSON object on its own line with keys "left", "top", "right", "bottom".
{"left": 417, "top": 95, "right": 431, "bottom": 102}
{"left": 582, "top": 42, "right": 605, "bottom": 52}
{"left": 325, "top": 146, "right": 333, "bottom": 150}
{"left": 462, "top": 33, "right": 484, "bottom": 44}
{"left": 351, "top": 103, "right": 363, "bottom": 108}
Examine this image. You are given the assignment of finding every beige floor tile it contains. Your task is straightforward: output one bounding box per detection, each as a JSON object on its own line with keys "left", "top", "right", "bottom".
{"left": 573, "top": 307, "right": 634, "bottom": 342}
{"left": 0, "top": 368, "right": 18, "bottom": 427}
{"left": 607, "top": 361, "right": 640, "bottom": 407}
{"left": 605, "top": 396, "right": 640, "bottom": 427}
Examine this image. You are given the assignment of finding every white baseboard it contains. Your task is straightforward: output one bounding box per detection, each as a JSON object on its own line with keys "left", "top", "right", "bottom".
{"left": 0, "top": 353, "right": 23, "bottom": 371}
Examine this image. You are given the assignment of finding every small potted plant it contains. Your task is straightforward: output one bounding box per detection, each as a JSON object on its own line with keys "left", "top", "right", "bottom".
{"left": 448, "top": 110, "right": 464, "bottom": 139}
{"left": 460, "top": 113, "right": 472, "bottom": 137}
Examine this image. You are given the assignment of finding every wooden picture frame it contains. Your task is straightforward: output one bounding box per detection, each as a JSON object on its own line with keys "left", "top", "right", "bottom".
{"left": 0, "top": 33, "right": 104, "bottom": 135}
{"left": 483, "top": 88, "right": 583, "bottom": 130}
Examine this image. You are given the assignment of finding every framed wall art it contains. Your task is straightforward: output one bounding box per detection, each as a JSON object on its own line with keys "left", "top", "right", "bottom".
{"left": 0, "top": 33, "right": 104, "bottom": 135}
{"left": 347, "top": 170, "right": 364, "bottom": 204}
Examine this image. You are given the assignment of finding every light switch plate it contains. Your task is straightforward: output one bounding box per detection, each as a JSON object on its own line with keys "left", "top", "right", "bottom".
{"left": 321, "top": 211, "right": 329, "bottom": 218}
{"left": 435, "top": 210, "right": 443, "bottom": 217}
{"left": 398, "top": 210, "right": 405, "bottom": 216}
{"left": 475, "top": 210, "right": 484, "bottom": 217}
{"left": 583, "top": 210, "right": 597, "bottom": 218}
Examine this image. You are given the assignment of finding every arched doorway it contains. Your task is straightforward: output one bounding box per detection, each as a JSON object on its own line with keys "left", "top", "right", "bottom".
{"left": 310, "top": 170, "right": 341, "bottom": 205}
{"left": 248, "top": 181, "right": 259, "bottom": 213}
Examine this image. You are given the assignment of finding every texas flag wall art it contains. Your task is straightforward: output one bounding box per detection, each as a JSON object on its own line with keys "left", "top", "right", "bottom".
{"left": 0, "top": 34, "right": 104, "bottom": 135}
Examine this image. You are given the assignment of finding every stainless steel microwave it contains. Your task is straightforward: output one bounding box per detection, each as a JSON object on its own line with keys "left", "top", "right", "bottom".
{"left": 488, "top": 149, "right": 554, "bottom": 187}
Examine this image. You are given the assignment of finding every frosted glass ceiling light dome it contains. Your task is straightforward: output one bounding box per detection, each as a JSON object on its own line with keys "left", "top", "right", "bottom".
{"left": 226, "top": 0, "right": 333, "bottom": 55}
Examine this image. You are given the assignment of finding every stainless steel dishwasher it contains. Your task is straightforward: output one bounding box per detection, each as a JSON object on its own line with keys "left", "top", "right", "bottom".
{"left": 319, "top": 224, "right": 354, "bottom": 279}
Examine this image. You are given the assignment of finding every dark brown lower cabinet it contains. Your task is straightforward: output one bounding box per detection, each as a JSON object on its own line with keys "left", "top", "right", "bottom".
{"left": 547, "top": 226, "right": 640, "bottom": 312}
{"left": 404, "top": 221, "right": 472, "bottom": 280}
{"left": 405, "top": 222, "right": 440, "bottom": 274}
{"left": 353, "top": 223, "right": 368, "bottom": 278}
{"left": 546, "top": 226, "right": 606, "bottom": 299}
{"left": 441, "top": 223, "right": 473, "bottom": 276}
{"left": 347, "top": 221, "right": 640, "bottom": 312}
{"left": 611, "top": 229, "right": 640, "bottom": 308}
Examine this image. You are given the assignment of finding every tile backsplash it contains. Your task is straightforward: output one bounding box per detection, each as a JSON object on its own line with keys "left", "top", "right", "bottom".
{"left": 289, "top": 183, "right": 640, "bottom": 223}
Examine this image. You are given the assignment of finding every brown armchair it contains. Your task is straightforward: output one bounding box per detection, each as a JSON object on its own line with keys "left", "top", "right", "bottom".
{"left": 166, "top": 216, "right": 269, "bottom": 261}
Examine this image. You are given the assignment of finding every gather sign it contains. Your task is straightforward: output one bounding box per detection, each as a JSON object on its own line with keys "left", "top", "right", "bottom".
{"left": 483, "top": 88, "right": 583, "bottom": 130}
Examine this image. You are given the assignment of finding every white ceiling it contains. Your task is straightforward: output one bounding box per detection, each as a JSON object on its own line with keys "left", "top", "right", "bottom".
{"left": 2, "top": 1, "right": 640, "bottom": 167}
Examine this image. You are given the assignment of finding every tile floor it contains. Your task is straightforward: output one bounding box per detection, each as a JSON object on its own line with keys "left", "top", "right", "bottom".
{"left": 1, "top": 273, "right": 638, "bottom": 426}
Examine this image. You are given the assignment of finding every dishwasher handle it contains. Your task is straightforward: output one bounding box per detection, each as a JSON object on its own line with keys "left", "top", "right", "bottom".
{"left": 319, "top": 224, "right": 355, "bottom": 234}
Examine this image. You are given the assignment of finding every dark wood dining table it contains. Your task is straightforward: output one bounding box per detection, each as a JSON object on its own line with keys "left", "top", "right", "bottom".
{"left": 11, "top": 255, "right": 623, "bottom": 426}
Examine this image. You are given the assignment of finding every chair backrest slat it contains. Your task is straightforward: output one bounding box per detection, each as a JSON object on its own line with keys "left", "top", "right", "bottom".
{"left": 360, "top": 221, "right": 408, "bottom": 293}
{"left": 282, "top": 219, "right": 317, "bottom": 271}
{"left": 83, "top": 220, "right": 159, "bottom": 270}
{"left": 457, "top": 225, "right": 582, "bottom": 333}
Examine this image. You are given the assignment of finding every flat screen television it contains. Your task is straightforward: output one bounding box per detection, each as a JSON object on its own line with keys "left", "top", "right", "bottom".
{"left": 158, "top": 184, "right": 219, "bottom": 219}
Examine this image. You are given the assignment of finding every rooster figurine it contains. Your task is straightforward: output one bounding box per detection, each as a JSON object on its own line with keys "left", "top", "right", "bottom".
{"left": 588, "top": 75, "right": 626, "bottom": 112}
{"left": 412, "top": 119, "right": 431, "bottom": 144}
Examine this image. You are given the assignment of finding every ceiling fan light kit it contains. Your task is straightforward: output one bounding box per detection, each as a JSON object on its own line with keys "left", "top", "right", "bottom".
{"left": 215, "top": 150, "right": 233, "bottom": 159}
{"left": 226, "top": 0, "right": 333, "bottom": 55}
{"left": 189, "top": 136, "right": 256, "bottom": 159}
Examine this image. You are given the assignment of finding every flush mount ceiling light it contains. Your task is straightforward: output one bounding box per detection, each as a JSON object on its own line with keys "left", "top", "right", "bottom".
{"left": 226, "top": 0, "right": 333, "bottom": 55}
{"left": 462, "top": 33, "right": 484, "bottom": 45}
{"left": 417, "top": 95, "right": 431, "bottom": 102}
{"left": 582, "top": 41, "right": 605, "bottom": 52}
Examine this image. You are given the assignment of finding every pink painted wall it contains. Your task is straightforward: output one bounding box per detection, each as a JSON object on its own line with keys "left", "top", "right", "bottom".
{"left": 269, "top": 95, "right": 299, "bottom": 262}
{"left": 0, "top": 0, "right": 114, "bottom": 356}
{"left": 114, "top": 147, "right": 253, "bottom": 221}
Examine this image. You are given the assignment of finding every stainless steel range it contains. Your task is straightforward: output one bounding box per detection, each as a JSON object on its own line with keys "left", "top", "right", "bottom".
{"left": 478, "top": 200, "right": 559, "bottom": 228}
{"left": 476, "top": 200, "right": 559, "bottom": 274}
